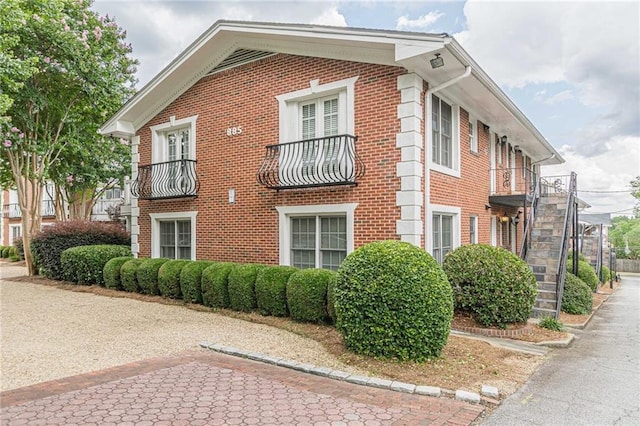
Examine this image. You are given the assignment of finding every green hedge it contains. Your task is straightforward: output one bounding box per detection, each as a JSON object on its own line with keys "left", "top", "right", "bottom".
{"left": 137, "top": 258, "right": 171, "bottom": 295}
{"left": 255, "top": 265, "right": 298, "bottom": 316}
{"left": 287, "top": 268, "right": 334, "bottom": 323}
{"left": 180, "top": 260, "right": 215, "bottom": 304}
{"left": 201, "top": 262, "right": 235, "bottom": 308}
{"left": 444, "top": 244, "right": 537, "bottom": 327}
{"left": 561, "top": 272, "right": 593, "bottom": 315}
{"left": 1, "top": 246, "right": 9, "bottom": 258}
{"left": 326, "top": 274, "right": 337, "bottom": 323}
{"left": 228, "top": 264, "right": 266, "bottom": 312}
{"left": 158, "top": 260, "right": 190, "bottom": 299}
{"left": 60, "top": 244, "right": 132, "bottom": 285}
{"left": 121, "top": 259, "right": 143, "bottom": 292}
{"left": 601, "top": 265, "right": 611, "bottom": 283}
{"left": 103, "top": 256, "right": 134, "bottom": 290}
{"left": 571, "top": 260, "right": 599, "bottom": 291}
{"left": 335, "top": 241, "right": 453, "bottom": 361}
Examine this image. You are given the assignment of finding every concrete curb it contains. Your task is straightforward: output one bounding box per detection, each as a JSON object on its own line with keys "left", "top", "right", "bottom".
{"left": 535, "top": 333, "right": 575, "bottom": 348}
{"left": 199, "top": 342, "right": 485, "bottom": 404}
{"left": 450, "top": 330, "right": 549, "bottom": 356}
{"left": 564, "top": 290, "right": 613, "bottom": 330}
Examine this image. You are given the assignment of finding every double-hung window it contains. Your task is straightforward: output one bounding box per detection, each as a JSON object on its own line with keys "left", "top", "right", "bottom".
{"left": 432, "top": 95, "right": 453, "bottom": 168}
{"left": 159, "top": 220, "right": 192, "bottom": 260}
{"left": 291, "top": 215, "right": 346, "bottom": 271}
{"left": 470, "top": 215, "right": 478, "bottom": 244}
{"left": 432, "top": 213, "right": 453, "bottom": 263}
{"left": 299, "top": 96, "right": 340, "bottom": 180}
{"left": 469, "top": 118, "right": 478, "bottom": 153}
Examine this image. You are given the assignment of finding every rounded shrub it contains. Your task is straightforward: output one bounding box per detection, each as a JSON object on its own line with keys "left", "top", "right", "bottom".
{"left": 104, "top": 256, "right": 134, "bottom": 290}
{"left": 201, "top": 262, "right": 236, "bottom": 308}
{"left": 571, "top": 260, "right": 598, "bottom": 291}
{"left": 335, "top": 240, "right": 453, "bottom": 361}
{"left": 121, "top": 259, "right": 143, "bottom": 292}
{"left": 61, "top": 245, "right": 132, "bottom": 285}
{"left": 326, "top": 274, "right": 337, "bottom": 323}
{"left": 444, "top": 244, "right": 537, "bottom": 327}
{"left": 180, "top": 260, "right": 215, "bottom": 304}
{"left": 601, "top": 265, "right": 611, "bottom": 283}
{"left": 561, "top": 272, "right": 593, "bottom": 315}
{"left": 137, "top": 258, "right": 170, "bottom": 295}
{"left": 255, "top": 265, "right": 298, "bottom": 316}
{"left": 286, "top": 268, "right": 335, "bottom": 323}
{"left": 158, "top": 260, "right": 190, "bottom": 299}
{"left": 1, "top": 246, "right": 9, "bottom": 258}
{"left": 228, "top": 264, "right": 266, "bottom": 312}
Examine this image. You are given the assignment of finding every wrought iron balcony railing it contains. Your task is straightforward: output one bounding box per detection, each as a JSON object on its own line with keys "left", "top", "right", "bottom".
{"left": 257, "top": 134, "right": 364, "bottom": 190}
{"left": 131, "top": 159, "right": 200, "bottom": 200}
{"left": 490, "top": 167, "right": 537, "bottom": 196}
{"left": 3, "top": 200, "right": 55, "bottom": 218}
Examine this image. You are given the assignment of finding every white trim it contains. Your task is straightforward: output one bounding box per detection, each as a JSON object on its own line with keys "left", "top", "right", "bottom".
{"left": 8, "top": 224, "right": 22, "bottom": 246}
{"left": 468, "top": 114, "right": 478, "bottom": 153}
{"left": 490, "top": 215, "right": 497, "bottom": 246}
{"left": 426, "top": 93, "right": 460, "bottom": 178}
{"left": 276, "top": 203, "right": 357, "bottom": 266}
{"left": 149, "top": 211, "right": 198, "bottom": 260}
{"left": 150, "top": 114, "right": 198, "bottom": 163}
{"left": 490, "top": 131, "right": 496, "bottom": 194}
{"left": 276, "top": 76, "right": 358, "bottom": 143}
{"left": 469, "top": 214, "right": 478, "bottom": 244}
{"left": 426, "top": 204, "right": 461, "bottom": 254}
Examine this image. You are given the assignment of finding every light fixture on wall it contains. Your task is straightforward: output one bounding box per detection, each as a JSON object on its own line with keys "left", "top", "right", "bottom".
{"left": 499, "top": 215, "right": 510, "bottom": 223}
{"left": 513, "top": 210, "right": 522, "bottom": 225}
{"left": 501, "top": 135, "right": 508, "bottom": 144}
{"left": 483, "top": 124, "right": 490, "bottom": 132}
{"left": 430, "top": 53, "right": 444, "bottom": 69}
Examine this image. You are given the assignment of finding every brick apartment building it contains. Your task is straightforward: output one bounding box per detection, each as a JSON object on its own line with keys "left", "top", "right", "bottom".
{"left": 99, "top": 21, "right": 565, "bottom": 272}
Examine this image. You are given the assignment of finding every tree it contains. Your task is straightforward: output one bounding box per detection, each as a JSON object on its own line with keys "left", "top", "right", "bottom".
{"left": 631, "top": 176, "right": 640, "bottom": 217}
{"left": 609, "top": 216, "right": 640, "bottom": 259}
{"left": 1, "top": 0, "right": 137, "bottom": 274}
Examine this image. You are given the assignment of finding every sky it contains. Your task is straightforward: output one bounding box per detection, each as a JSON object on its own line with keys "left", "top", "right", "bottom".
{"left": 93, "top": 0, "right": 640, "bottom": 216}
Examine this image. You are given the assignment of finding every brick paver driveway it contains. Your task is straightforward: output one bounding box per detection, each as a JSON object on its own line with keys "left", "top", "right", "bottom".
{"left": 1, "top": 350, "right": 483, "bottom": 425}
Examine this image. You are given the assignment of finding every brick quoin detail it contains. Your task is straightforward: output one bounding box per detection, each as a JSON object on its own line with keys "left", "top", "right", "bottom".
{"left": 135, "top": 54, "right": 405, "bottom": 263}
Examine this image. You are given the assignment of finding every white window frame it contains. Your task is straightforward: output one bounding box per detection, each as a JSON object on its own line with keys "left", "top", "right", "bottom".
{"left": 469, "top": 215, "right": 478, "bottom": 244}
{"left": 276, "top": 203, "right": 358, "bottom": 268}
{"left": 150, "top": 115, "right": 197, "bottom": 163}
{"left": 427, "top": 204, "right": 461, "bottom": 258}
{"left": 427, "top": 93, "right": 460, "bottom": 178}
{"left": 276, "top": 77, "right": 357, "bottom": 143}
{"left": 149, "top": 211, "right": 197, "bottom": 260}
{"left": 9, "top": 224, "right": 22, "bottom": 245}
{"left": 469, "top": 115, "right": 478, "bottom": 153}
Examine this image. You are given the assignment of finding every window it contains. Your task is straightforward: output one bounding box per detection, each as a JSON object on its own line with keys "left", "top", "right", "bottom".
{"left": 291, "top": 215, "right": 346, "bottom": 270}
{"left": 299, "top": 96, "right": 341, "bottom": 180}
{"left": 470, "top": 215, "right": 478, "bottom": 244}
{"left": 276, "top": 203, "right": 357, "bottom": 271}
{"left": 433, "top": 214, "right": 453, "bottom": 263}
{"left": 151, "top": 115, "right": 197, "bottom": 163}
{"left": 150, "top": 212, "right": 197, "bottom": 260}
{"left": 469, "top": 118, "right": 478, "bottom": 153}
{"left": 9, "top": 225, "right": 21, "bottom": 245}
{"left": 104, "top": 187, "right": 122, "bottom": 200}
{"left": 496, "top": 136, "right": 502, "bottom": 164}
{"left": 432, "top": 94, "right": 453, "bottom": 168}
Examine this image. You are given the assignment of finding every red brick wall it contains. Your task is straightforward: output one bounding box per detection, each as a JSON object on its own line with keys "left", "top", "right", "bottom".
{"left": 136, "top": 54, "right": 405, "bottom": 263}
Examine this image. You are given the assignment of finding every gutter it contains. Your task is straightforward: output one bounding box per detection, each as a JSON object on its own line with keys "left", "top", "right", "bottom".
{"left": 531, "top": 153, "right": 556, "bottom": 165}
{"left": 426, "top": 66, "right": 472, "bottom": 95}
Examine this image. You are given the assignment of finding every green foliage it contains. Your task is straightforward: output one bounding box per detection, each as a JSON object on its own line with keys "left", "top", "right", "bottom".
{"left": 8, "top": 255, "right": 20, "bottom": 262}
{"left": 136, "top": 258, "right": 170, "bottom": 295}
{"left": 103, "top": 256, "right": 133, "bottom": 290}
{"left": 326, "top": 274, "right": 337, "bottom": 323}
{"left": 444, "top": 244, "right": 537, "bottom": 327}
{"left": 180, "top": 260, "right": 214, "bottom": 304}
{"left": 60, "top": 244, "right": 131, "bottom": 285}
{"left": 570, "top": 260, "right": 599, "bottom": 291}
{"left": 539, "top": 316, "right": 564, "bottom": 331}
{"left": 201, "top": 262, "right": 235, "bottom": 308}
{"left": 158, "top": 260, "right": 190, "bottom": 299}
{"left": 287, "top": 269, "right": 334, "bottom": 323}
{"left": 609, "top": 215, "right": 640, "bottom": 259}
{"left": 121, "top": 259, "right": 143, "bottom": 293}
{"left": 601, "top": 265, "right": 611, "bottom": 283}
{"left": 228, "top": 264, "right": 266, "bottom": 312}
{"left": 561, "top": 272, "right": 593, "bottom": 315}
{"left": 8, "top": 247, "right": 17, "bottom": 257}
{"left": 13, "top": 237, "right": 24, "bottom": 260}
{"left": 31, "top": 220, "right": 129, "bottom": 280}
{"left": 255, "top": 266, "right": 298, "bottom": 316}
{"left": 335, "top": 241, "right": 453, "bottom": 361}
{"left": 0, "top": 246, "right": 6, "bottom": 258}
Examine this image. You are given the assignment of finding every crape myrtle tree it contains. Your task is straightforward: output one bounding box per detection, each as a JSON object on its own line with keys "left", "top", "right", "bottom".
{"left": 0, "top": 0, "right": 137, "bottom": 275}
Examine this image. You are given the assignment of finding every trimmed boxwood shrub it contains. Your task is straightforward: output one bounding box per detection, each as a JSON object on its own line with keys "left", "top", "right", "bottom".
{"left": 228, "top": 264, "right": 266, "bottom": 312}
{"left": 180, "top": 260, "right": 215, "bottom": 304}
{"left": 601, "top": 265, "right": 611, "bottom": 283}
{"left": 287, "top": 268, "right": 335, "bottom": 323}
{"left": 570, "top": 260, "right": 599, "bottom": 291}
{"left": 104, "top": 256, "right": 134, "bottom": 290}
{"left": 255, "top": 265, "right": 298, "bottom": 316}
{"left": 137, "top": 258, "right": 171, "bottom": 295}
{"left": 158, "top": 260, "right": 190, "bottom": 299}
{"left": 561, "top": 272, "right": 593, "bottom": 315}
{"left": 444, "top": 244, "right": 537, "bottom": 327}
{"left": 326, "top": 274, "right": 337, "bottom": 323}
{"left": 335, "top": 241, "right": 453, "bottom": 361}
{"left": 1, "top": 246, "right": 8, "bottom": 258}
{"left": 201, "top": 262, "right": 235, "bottom": 308}
{"left": 13, "top": 237, "right": 24, "bottom": 260}
{"left": 121, "top": 259, "right": 143, "bottom": 292}
{"left": 31, "top": 220, "right": 129, "bottom": 280}
{"left": 61, "top": 244, "right": 132, "bottom": 285}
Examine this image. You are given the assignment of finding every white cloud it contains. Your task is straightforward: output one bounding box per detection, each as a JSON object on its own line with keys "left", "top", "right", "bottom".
{"left": 396, "top": 11, "right": 444, "bottom": 31}
{"left": 535, "top": 89, "right": 574, "bottom": 105}
{"left": 310, "top": 6, "right": 348, "bottom": 26}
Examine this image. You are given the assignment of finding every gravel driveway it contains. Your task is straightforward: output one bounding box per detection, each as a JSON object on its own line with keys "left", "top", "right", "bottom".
{"left": 0, "top": 263, "right": 364, "bottom": 391}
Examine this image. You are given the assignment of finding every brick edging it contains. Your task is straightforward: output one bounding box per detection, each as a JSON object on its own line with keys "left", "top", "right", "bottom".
{"left": 451, "top": 325, "right": 533, "bottom": 338}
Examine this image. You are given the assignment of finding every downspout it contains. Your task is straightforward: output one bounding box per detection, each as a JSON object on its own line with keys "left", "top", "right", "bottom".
{"left": 425, "top": 65, "right": 472, "bottom": 251}
{"left": 531, "top": 153, "right": 555, "bottom": 165}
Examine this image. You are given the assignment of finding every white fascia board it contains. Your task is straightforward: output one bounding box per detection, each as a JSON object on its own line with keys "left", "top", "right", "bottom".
{"left": 395, "top": 41, "right": 443, "bottom": 62}
{"left": 98, "top": 120, "right": 136, "bottom": 138}
{"left": 446, "top": 39, "right": 564, "bottom": 165}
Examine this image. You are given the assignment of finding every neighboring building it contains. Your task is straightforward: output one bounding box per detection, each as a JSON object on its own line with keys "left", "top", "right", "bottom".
{"left": 100, "top": 21, "right": 575, "bottom": 316}
{"left": 579, "top": 213, "right": 613, "bottom": 279}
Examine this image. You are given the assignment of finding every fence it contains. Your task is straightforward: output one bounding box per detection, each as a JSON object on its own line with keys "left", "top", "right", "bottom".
{"left": 616, "top": 259, "right": 640, "bottom": 273}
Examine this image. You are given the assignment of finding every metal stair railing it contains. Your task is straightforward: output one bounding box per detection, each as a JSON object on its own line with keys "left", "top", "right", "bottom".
{"left": 554, "top": 171, "right": 577, "bottom": 319}
{"left": 519, "top": 176, "right": 541, "bottom": 260}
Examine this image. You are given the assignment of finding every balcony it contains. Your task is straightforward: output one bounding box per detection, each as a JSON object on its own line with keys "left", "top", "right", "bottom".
{"left": 3, "top": 200, "right": 55, "bottom": 219}
{"left": 489, "top": 167, "right": 537, "bottom": 207}
{"left": 257, "top": 135, "right": 364, "bottom": 190}
{"left": 131, "top": 159, "right": 200, "bottom": 200}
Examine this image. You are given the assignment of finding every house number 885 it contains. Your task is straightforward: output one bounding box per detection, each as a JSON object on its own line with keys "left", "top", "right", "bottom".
{"left": 226, "top": 126, "right": 243, "bottom": 136}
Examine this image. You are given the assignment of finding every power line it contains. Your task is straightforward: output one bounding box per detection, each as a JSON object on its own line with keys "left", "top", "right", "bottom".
{"left": 578, "top": 189, "right": 632, "bottom": 193}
